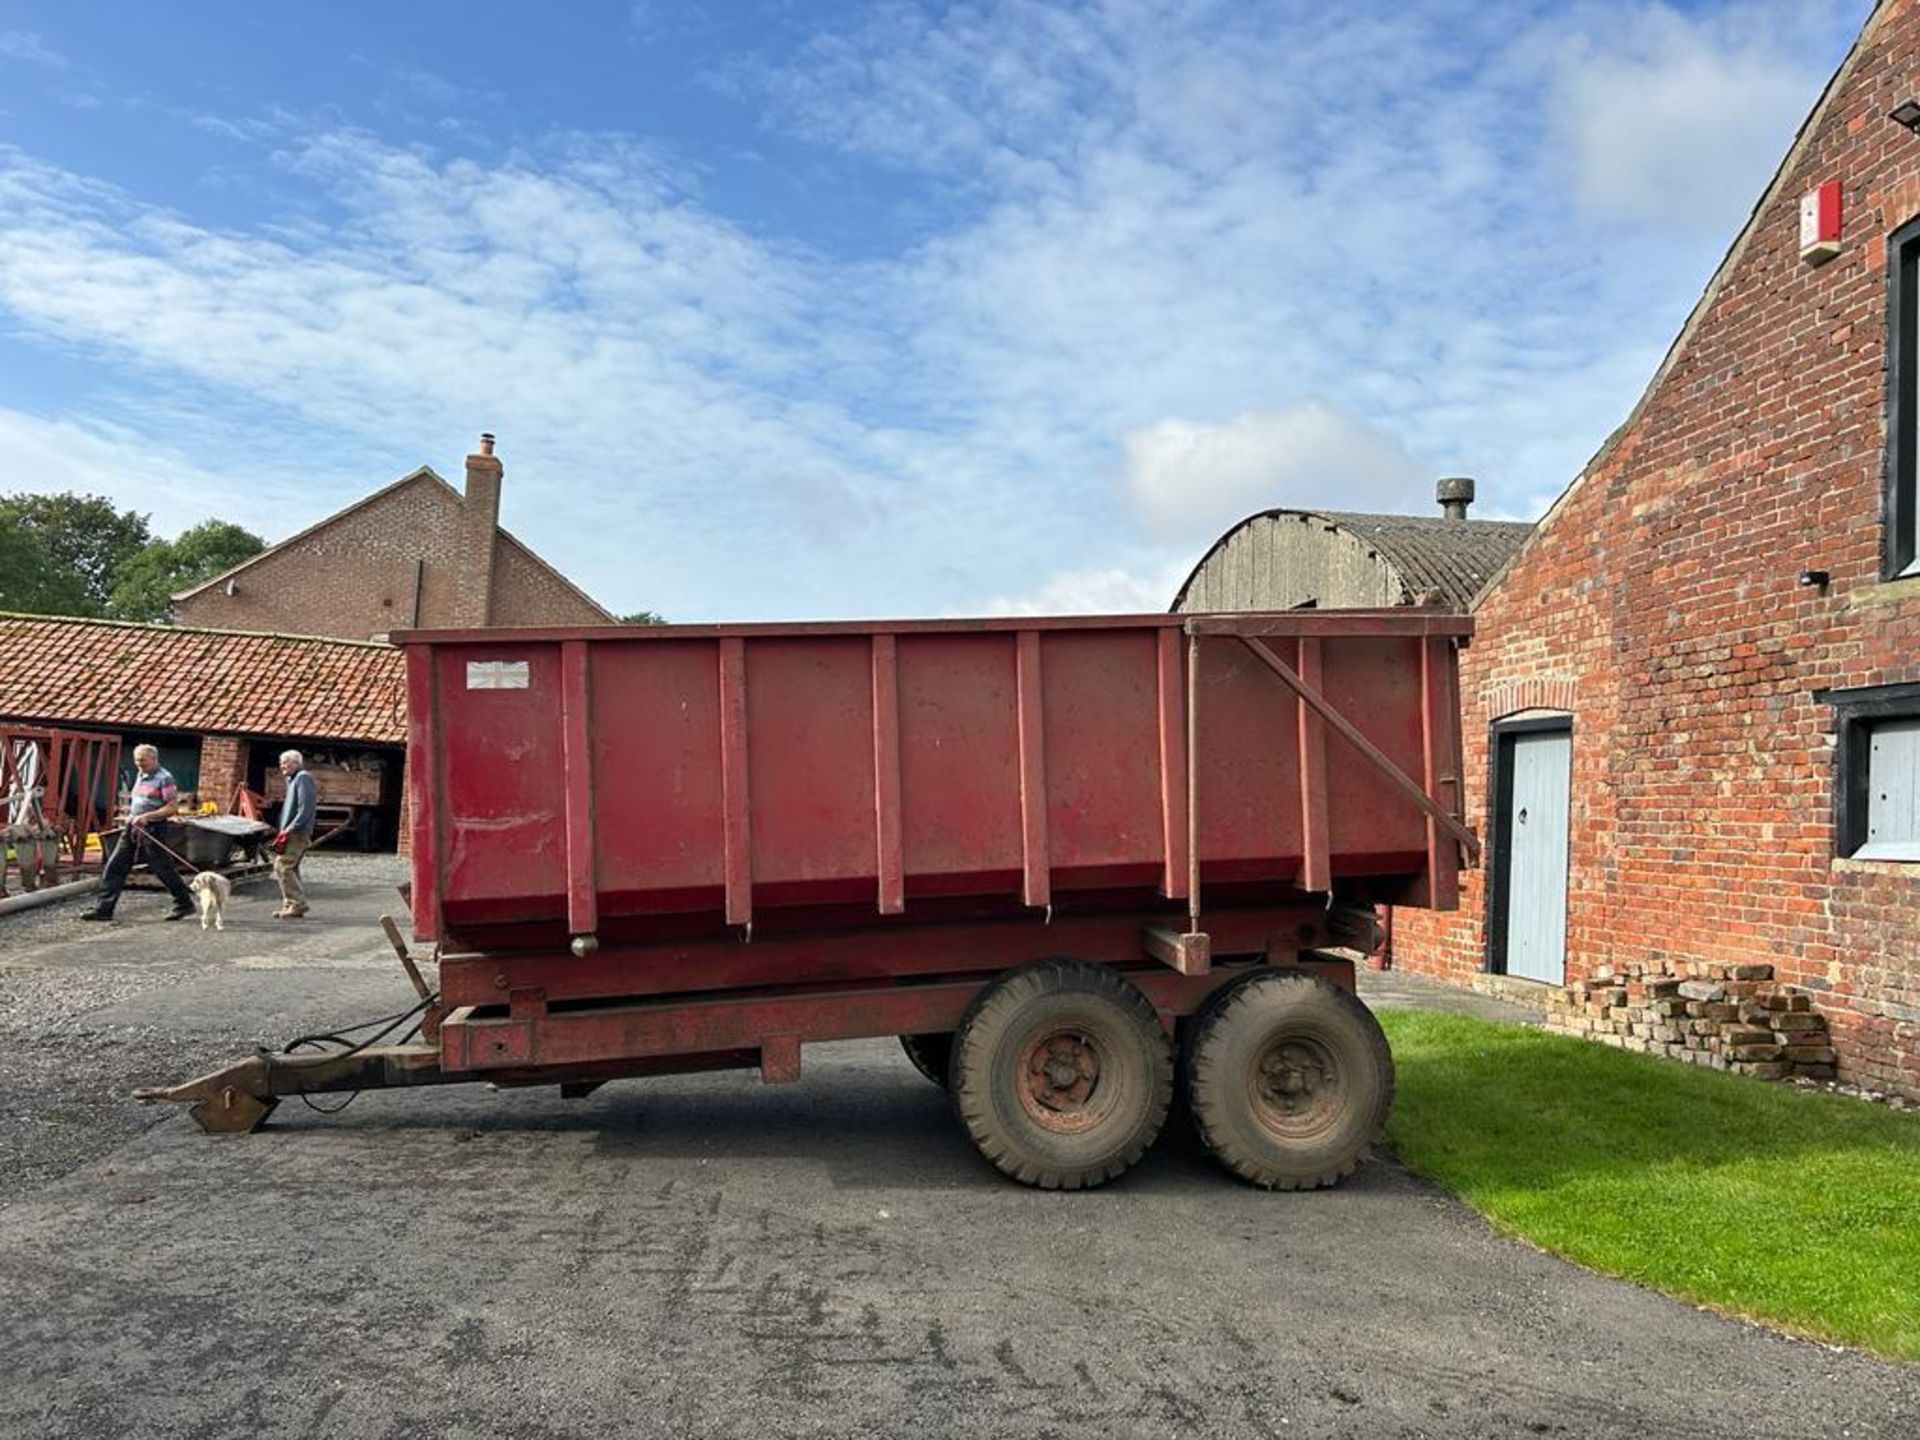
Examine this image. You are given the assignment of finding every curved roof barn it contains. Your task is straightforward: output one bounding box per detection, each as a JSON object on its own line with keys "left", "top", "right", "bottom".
{"left": 1172, "top": 480, "right": 1533, "bottom": 614}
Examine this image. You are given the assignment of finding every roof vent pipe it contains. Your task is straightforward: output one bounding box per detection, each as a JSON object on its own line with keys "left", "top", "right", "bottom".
{"left": 1437, "top": 476, "right": 1475, "bottom": 520}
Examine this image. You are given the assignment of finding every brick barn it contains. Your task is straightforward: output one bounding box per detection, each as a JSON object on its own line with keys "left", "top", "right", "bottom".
{"left": 170, "top": 436, "right": 613, "bottom": 640}
{"left": 1392, "top": 0, "right": 1920, "bottom": 1098}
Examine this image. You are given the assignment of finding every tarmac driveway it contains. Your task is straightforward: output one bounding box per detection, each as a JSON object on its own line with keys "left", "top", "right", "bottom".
{"left": 1, "top": 858, "right": 1916, "bottom": 1439}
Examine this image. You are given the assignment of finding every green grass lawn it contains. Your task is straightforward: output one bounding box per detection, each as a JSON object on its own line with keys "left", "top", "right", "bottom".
{"left": 1377, "top": 1009, "right": 1920, "bottom": 1360}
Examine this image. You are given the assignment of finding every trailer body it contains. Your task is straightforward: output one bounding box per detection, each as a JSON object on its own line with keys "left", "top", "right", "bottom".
{"left": 406, "top": 611, "right": 1467, "bottom": 951}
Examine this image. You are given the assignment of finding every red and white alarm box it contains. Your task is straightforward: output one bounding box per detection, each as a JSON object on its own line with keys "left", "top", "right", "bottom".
{"left": 1800, "top": 179, "right": 1842, "bottom": 264}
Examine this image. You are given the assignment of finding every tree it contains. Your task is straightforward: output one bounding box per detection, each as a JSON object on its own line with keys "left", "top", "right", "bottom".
{"left": 618, "top": 610, "right": 668, "bottom": 625}
{"left": 0, "top": 509, "right": 92, "bottom": 615}
{"left": 107, "top": 520, "right": 267, "bottom": 622}
{"left": 0, "top": 493, "right": 151, "bottom": 616}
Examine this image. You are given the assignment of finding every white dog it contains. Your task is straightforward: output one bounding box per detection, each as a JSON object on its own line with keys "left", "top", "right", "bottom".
{"left": 188, "top": 870, "right": 232, "bottom": 931}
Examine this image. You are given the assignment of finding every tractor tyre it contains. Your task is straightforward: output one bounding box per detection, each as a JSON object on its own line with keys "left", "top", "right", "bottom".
{"left": 1185, "top": 969, "right": 1394, "bottom": 1190}
{"left": 900, "top": 1032, "right": 954, "bottom": 1088}
{"left": 950, "top": 958, "right": 1172, "bottom": 1190}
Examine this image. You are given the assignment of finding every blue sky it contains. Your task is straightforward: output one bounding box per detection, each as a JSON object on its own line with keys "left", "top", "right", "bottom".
{"left": 0, "top": 1, "right": 1870, "bottom": 621}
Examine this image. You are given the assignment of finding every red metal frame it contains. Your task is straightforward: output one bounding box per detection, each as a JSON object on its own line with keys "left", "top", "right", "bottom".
{"left": 437, "top": 947, "right": 1358, "bottom": 1079}
{"left": 1, "top": 724, "right": 122, "bottom": 873}
{"left": 400, "top": 612, "right": 1474, "bottom": 644}
{"left": 435, "top": 901, "right": 1340, "bottom": 1010}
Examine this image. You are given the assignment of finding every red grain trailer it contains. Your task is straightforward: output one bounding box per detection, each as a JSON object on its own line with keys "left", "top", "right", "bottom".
{"left": 138, "top": 611, "right": 1476, "bottom": 1190}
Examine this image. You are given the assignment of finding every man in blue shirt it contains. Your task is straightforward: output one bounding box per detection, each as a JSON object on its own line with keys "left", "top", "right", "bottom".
{"left": 274, "top": 748, "right": 318, "bottom": 919}
{"left": 81, "top": 743, "right": 195, "bottom": 923}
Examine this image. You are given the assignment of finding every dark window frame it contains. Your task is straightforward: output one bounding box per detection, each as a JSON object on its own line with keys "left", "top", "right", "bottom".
{"left": 1884, "top": 217, "right": 1920, "bottom": 578}
{"left": 1483, "top": 713, "right": 1574, "bottom": 976}
{"left": 1815, "top": 680, "right": 1920, "bottom": 858}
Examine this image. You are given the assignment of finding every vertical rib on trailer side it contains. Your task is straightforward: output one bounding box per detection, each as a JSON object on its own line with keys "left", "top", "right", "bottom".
{"left": 719, "top": 636, "right": 751, "bottom": 929}
{"left": 404, "top": 641, "right": 443, "bottom": 943}
{"left": 1296, "top": 635, "right": 1331, "bottom": 895}
{"left": 1015, "top": 629, "right": 1050, "bottom": 910}
{"left": 561, "top": 639, "right": 599, "bottom": 940}
{"left": 871, "top": 633, "right": 905, "bottom": 915}
{"left": 1155, "top": 627, "right": 1188, "bottom": 903}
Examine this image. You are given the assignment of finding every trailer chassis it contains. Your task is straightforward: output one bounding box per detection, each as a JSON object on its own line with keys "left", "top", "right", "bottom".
{"left": 134, "top": 900, "right": 1371, "bottom": 1136}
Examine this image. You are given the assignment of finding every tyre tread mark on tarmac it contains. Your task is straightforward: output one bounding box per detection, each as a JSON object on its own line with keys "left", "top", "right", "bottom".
{"left": 677, "top": 1218, "right": 1793, "bottom": 1440}
{"left": 1138, "top": 1382, "right": 1217, "bottom": 1431}
{"left": 992, "top": 1337, "right": 1046, "bottom": 1390}
{"left": 298, "top": 1386, "right": 344, "bottom": 1439}
{"left": 694, "top": 1217, "right": 1238, "bottom": 1431}
{"left": 1363, "top": 1349, "right": 1756, "bottom": 1440}
{"left": 735, "top": 1270, "right": 907, "bottom": 1403}
{"left": 564, "top": 1203, "right": 608, "bottom": 1284}
{"left": 625, "top": 1200, "right": 1469, "bottom": 1435}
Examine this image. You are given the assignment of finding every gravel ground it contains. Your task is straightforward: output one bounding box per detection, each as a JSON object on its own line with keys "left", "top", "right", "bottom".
{"left": 0, "top": 854, "right": 411, "bottom": 1208}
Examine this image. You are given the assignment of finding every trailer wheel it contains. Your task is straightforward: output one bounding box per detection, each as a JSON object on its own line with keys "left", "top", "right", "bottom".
{"left": 1185, "top": 970, "right": 1394, "bottom": 1190}
{"left": 950, "top": 958, "right": 1172, "bottom": 1190}
{"left": 900, "top": 1032, "right": 954, "bottom": 1088}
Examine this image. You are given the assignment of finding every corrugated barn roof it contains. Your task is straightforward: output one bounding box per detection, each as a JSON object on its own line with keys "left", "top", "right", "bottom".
{"left": 1173, "top": 508, "right": 1534, "bottom": 614}
{"left": 1313, "top": 510, "right": 1535, "bottom": 610}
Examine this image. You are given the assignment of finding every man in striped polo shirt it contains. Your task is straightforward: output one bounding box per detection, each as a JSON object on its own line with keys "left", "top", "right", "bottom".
{"left": 80, "top": 743, "right": 196, "bottom": 923}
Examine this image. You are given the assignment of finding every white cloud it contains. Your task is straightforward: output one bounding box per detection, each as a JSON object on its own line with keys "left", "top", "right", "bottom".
{"left": 0, "top": 32, "right": 67, "bottom": 69}
{"left": 1549, "top": 2, "right": 1844, "bottom": 228}
{"left": 1123, "top": 404, "right": 1428, "bottom": 543}
{"left": 977, "top": 558, "right": 1192, "bottom": 617}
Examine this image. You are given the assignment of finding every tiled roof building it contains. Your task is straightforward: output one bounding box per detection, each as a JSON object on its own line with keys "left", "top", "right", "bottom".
{"left": 0, "top": 614, "right": 404, "bottom": 743}
{"left": 1, "top": 613, "right": 407, "bottom": 849}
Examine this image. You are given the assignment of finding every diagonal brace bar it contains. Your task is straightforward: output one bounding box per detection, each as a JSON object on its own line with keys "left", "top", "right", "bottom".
{"left": 1235, "top": 636, "right": 1481, "bottom": 862}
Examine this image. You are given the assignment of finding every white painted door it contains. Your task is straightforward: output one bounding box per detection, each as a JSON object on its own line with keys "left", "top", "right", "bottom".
{"left": 1504, "top": 729, "right": 1570, "bottom": 985}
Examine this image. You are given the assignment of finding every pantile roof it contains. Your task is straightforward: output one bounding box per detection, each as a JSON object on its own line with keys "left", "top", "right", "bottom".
{"left": 0, "top": 613, "right": 405, "bottom": 743}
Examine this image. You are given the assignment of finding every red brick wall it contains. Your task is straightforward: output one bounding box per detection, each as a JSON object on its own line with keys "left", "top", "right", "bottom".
{"left": 173, "top": 472, "right": 607, "bottom": 640}
{"left": 196, "top": 735, "right": 250, "bottom": 811}
{"left": 1395, "top": 0, "right": 1920, "bottom": 1098}
{"left": 492, "top": 536, "right": 616, "bottom": 627}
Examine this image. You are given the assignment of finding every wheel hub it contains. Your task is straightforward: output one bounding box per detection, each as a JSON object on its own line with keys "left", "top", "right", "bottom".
{"left": 1020, "top": 1031, "right": 1101, "bottom": 1130}
{"left": 1249, "top": 1038, "right": 1342, "bottom": 1136}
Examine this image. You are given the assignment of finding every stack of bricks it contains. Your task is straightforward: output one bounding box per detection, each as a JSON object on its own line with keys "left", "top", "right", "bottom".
{"left": 1544, "top": 962, "right": 1836, "bottom": 1082}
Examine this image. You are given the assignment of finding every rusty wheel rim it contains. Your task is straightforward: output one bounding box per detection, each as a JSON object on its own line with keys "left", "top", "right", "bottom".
{"left": 1017, "top": 1027, "right": 1110, "bottom": 1134}
{"left": 1245, "top": 1033, "right": 1343, "bottom": 1139}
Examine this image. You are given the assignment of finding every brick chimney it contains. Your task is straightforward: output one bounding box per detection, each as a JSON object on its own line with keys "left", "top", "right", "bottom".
{"left": 1436, "top": 476, "right": 1474, "bottom": 520}
{"left": 457, "top": 432, "right": 502, "bottom": 627}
